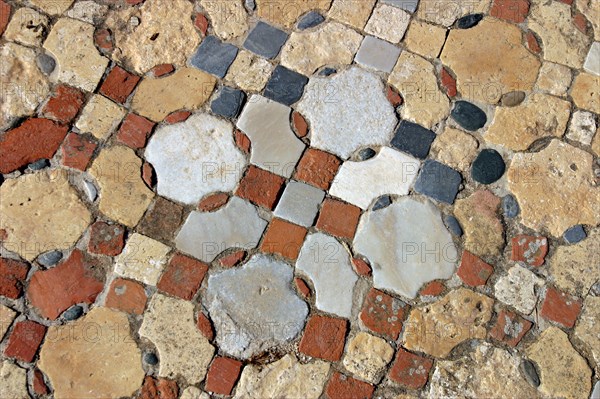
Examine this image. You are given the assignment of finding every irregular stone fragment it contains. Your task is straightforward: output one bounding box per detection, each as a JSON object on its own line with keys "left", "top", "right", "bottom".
{"left": 417, "top": 0, "right": 489, "bottom": 26}
{"left": 365, "top": 3, "right": 410, "bottom": 43}
{"left": 114, "top": 233, "right": 170, "bottom": 286}
{"left": 430, "top": 127, "right": 478, "bottom": 171}
{"left": 511, "top": 235, "right": 548, "bottom": 267}
{"left": 75, "top": 94, "right": 126, "bottom": 140}
{"left": 237, "top": 95, "right": 305, "bottom": 177}
{"left": 234, "top": 355, "right": 330, "bottom": 399}
{"left": 500, "top": 91, "right": 526, "bottom": 107}
{"left": 200, "top": 0, "right": 249, "bottom": 40}
{"left": 529, "top": 0, "right": 591, "bottom": 69}
{"left": 391, "top": 121, "right": 436, "bottom": 160}
{"left": 526, "top": 326, "right": 592, "bottom": 399}
{"left": 24, "top": 0, "right": 74, "bottom": 15}
{"left": 89, "top": 146, "right": 154, "bottom": 227}
{"left": 563, "top": 225, "right": 587, "bottom": 244}
{"left": 329, "top": 147, "right": 420, "bottom": 209}
{"left": 296, "top": 233, "right": 358, "bottom": 317}
{"left": 190, "top": 35, "right": 238, "bottom": 78}
{"left": 414, "top": 160, "right": 462, "bottom": 204}
{"left": 146, "top": 114, "right": 246, "bottom": 205}
{"left": 206, "top": 254, "right": 309, "bottom": 359}
{"left": 343, "top": 332, "right": 394, "bottom": 383}
{"left": 211, "top": 86, "right": 245, "bottom": 118}
{"left": 577, "top": 0, "right": 600, "bottom": 41}
{"left": 403, "top": 288, "right": 493, "bottom": 357}
{"left": 486, "top": 93, "right": 571, "bottom": 151}
{"left": 39, "top": 307, "right": 144, "bottom": 399}
{"left": 450, "top": 101, "right": 487, "bottom": 131}
{"left": 456, "top": 13, "right": 483, "bottom": 28}
{"left": 256, "top": 0, "right": 332, "bottom": 28}
{"left": 441, "top": 18, "right": 540, "bottom": 103}
{"left": 281, "top": 22, "right": 362, "bottom": 76}
{"left": 0, "top": 170, "right": 91, "bottom": 261}
{"left": 298, "top": 67, "right": 397, "bottom": 159}
{"left": 243, "top": 21, "right": 288, "bottom": 60}
{"left": 105, "top": 0, "right": 200, "bottom": 73}
{"left": 404, "top": 20, "right": 446, "bottom": 58}
{"left": 4, "top": 7, "right": 48, "bottom": 46}
{"left": 131, "top": 68, "right": 216, "bottom": 122}
{"left": 429, "top": 343, "right": 538, "bottom": 398}
{"left": 494, "top": 265, "right": 544, "bottom": 315}
{"left": 536, "top": 62, "right": 572, "bottom": 96}
{"left": 65, "top": 0, "right": 108, "bottom": 23}
{"left": 507, "top": 140, "right": 600, "bottom": 236}
{"left": 0, "top": 305, "right": 16, "bottom": 340}
{"left": 43, "top": 18, "right": 109, "bottom": 91}
{"left": 140, "top": 294, "right": 215, "bottom": 384}
{"left": 566, "top": 110, "right": 597, "bottom": 146}
{"left": 574, "top": 296, "right": 600, "bottom": 365}
{"left": 0, "top": 361, "right": 28, "bottom": 399}
{"left": 354, "top": 198, "right": 458, "bottom": 298}
{"left": 389, "top": 52, "right": 450, "bottom": 128}
{"left": 0, "top": 43, "right": 51, "bottom": 129}
{"left": 571, "top": 72, "right": 600, "bottom": 114}
{"left": 225, "top": 50, "right": 274, "bottom": 92}
{"left": 328, "top": 0, "right": 376, "bottom": 29}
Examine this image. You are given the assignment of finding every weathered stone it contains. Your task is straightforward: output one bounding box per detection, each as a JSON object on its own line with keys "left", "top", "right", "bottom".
{"left": 0, "top": 170, "right": 91, "bottom": 261}
{"left": 454, "top": 190, "right": 503, "bottom": 257}
{"left": 0, "top": 361, "right": 28, "bottom": 399}
{"left": 403, "top": 288, "right": 493, "bottom": 357}
{"left": 190, "top": 35, "right": 238, "bottom": 78}
{"left": 529, "top": 0, "right": 591, "bottom": 69}
{"left": 414, "top": 160, "right": 462, "bottom": 204}
{"left": 4, "top": 7, "right": 48, "bottom": 46}
{"left": 22, "top": 0, "right": 74, "bottom": 15}
{"left": 417, "top": 0, "right": 489, "bottom": 26}
{"left": 584, "top": 42, "right": 600, "bottom": 76}
{"left": 273, "top": 181, "right": 325, "bottom": 227}
{"left": 494, "top": 265, "right": 544, "bottom": 315}
{"left": 225, "top": 50, "right": 274, "bottom": 92}
{"left": 0, "top": 305, "right": 15, "bottom": 340}
{"left": 43, "top": 18, "right": 109, "bottom": 91}
{"left": 206, "top": 254, "right": 308, "bottom": 359}
{"left": 200, "top": 0, "right": 249, "bottom": 40}
{"left": 105, "top": 0, "right": 200, "bottom": 73}
{"left": 441, "top": 18, "right": 540, "bottom": 103}
{"left": 329, "top": 147, "right": 420, "bottom": 209}
{"left": 365, "top": 3, "right": 409, "bottom": 43}
{"left": 114, "top": 233, "right": 170, "bottom": 286}
{"left": 536, "top": 62, "right": 572, "bottom": 96}
{"left": 281, "top": 22, "right": 362, "bottom": 76}
{"left": 429, "top": 343, "right": 539, "bottom": 398}
{"left": 140, "top": 294, "right": 215, "bottom": 384}
{"left": 234, "top": 355, "right": 330, "bottom": 399}
{"left": 526, "top": 326, "right": 592, "bottom": 399}
{"left": 0, "top": 43, "right": 51, "bottom": 130}
{"left": 264, "top": 65, "right": 308, "bottom": 105}
{"left": 65, "top": 0, "right": 108, "bottom": 23}
{"left": 75, "top": 94, "right": 126, "bottom": 140}
{"left": 256, "top": 0, "right": 332, "bottom": 28}
{"left": 567, "top": 110, "right": 597, "bottom": 146}
{"left": 39, "top": 307, "right": 144, "bottom": 399}
{"left": 343, "top": 332, "right": 394, "bottom": 383}
{"left": 486, "top": 93, "right": 571, "bottom": 151}
{"left": 391, "top": 121, "right": 436, "bottom": 160}
{"left": 181, "top": 387, "right": 209, "bottom": 399}
{"left": 571, "top": 72, "right": 600, "bottom": 114}
{"left": 354, "top": 198, "right": 458, "bottom": 298}
{"left": 316, "top": 199, "right": 362, "bottom": 240}
{"left": 404, "top": 20, "right": 446, "bottom": 58}
{"left": 355, "top": 35, "right": 402, "bottom": 73}
{"left": 243, "top": 21, "right": 288, "bottom": 60}
{"left": 577, "top": 0, "right": 600, "bottom": 41}
{"left": 131, "top": 68, "right": 216, "bottom": 122}
{"left": 298, "top": 67, "right": 397, "bottom": 159}
{"left": 574, "top": 296, "right": 600, "bottom": 365}
{"left": 507, "top": 140, "right": 600, "bottom": 236}
{"left": 430, "top": 127, "right": 478, "bottom": 171}
{"left": 389, "top": 52, "right": 450, "bottom": 128}
{"left": 211, "top": 86, "right": 245, "bottom": 118}
{"left": 328, "top": 0, "right": 376, "bottom": 29}
{"left": 89, "top": 146, "right": 154, "bottom": 227}
{"left": 470, "top": 149, "right": 505, "bottom": 184}
{"left": 299, "top": 315, "right": 347, "bottom": 361}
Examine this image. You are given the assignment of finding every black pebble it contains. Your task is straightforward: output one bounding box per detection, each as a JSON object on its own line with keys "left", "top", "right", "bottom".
{"left": 457, "top": 13, "right": 483, "bottom": 29}
{"left": 28, "top": 159, "right": 50, "bottom": 171}
{"left": 319, "top": 67, "right": 337, "bottom": 76}
{"left": 63, "top": 305, "right": 84, "bottom": 321}
{"left": 521, "top": 360, "right": 540, "bottom": 387}
{"left": 144, "top": 352, "right": 159, "bottom": 365}
{"left": 211, "top": 86, "right": 246, "bottom": 119}
{"left": 502, "top": 194, "right": 520, "bottom": 218}
{"left": 471, "top": 149, "right": 506, "bottom": 184}
{"left": 36, "top": 53, "right": 56, "bottom": 75}
{"left": 264, "top": 65, "right": 308, "bottom": 106}
{"left": 443, "top": 215, "right": 463, "bottom": 236}
{"left": 37, "top": 250, "right": 63, "bottom": 267}
{"left": 297, "top": 11, "right": 324, "bottom": 30}
{"left": 372, "top": 195, "right": 392, "bottom": 211}
{"left": 357, "top": 148, "right": 376, "bottom": 160}
{"left": 451, "top": 101, "right": 487, "bottom": 131}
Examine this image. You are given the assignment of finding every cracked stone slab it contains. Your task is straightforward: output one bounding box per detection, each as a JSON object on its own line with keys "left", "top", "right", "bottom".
{"left": 114, "top": 233, "right": 171, "bottom": 286}
{"left": 4, "top": 7, "right": 49, "bottom": 47}
{"left": 297, "top": 67, "right": 397, "bottom": 159}
{"left": 296, "top": 233, "right": 358, "bottom": 318}
{"left": 145, "top": 113, "right": 246, "bottom": 205}
{"left": 329, "top": 147, "right": 420, "bottom": 209}
{"left": 494, "top": 265, "right": 544, "bottom": 315}
{"left": 354, "top": 197, "right": 457, "bottom": 298}
{"left": 206, "top": 254, "right": 309, "bottom": 359}
{"left": 175, "top": 197, "right": 267, "bottom": 263}
{"left": 140, "top": 294, "right": 215, "bottom": 384}
{"left": 200, "top": 0, "right": 249, "bottom": 41}
{"left": 237, "top": 95, "right": 305, "bottom": 177}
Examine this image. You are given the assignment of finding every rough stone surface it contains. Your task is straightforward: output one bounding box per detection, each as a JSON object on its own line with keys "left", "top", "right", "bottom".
{"left": 274, "top": 181, "right": 325, "bottom": 227}
{"left": 365, "top": 3, "right": 410, "bottom": 43}
{"left": 404, "top": 20, "right": 446, "bottom": 58}
{"left": 574, "top": 296, "right": 600, "bottom": 365}
{"left": 571, "top": 72, "right": 600, "bottom": 114}
{"left": 225, "top": 50, "right": 274, "bottom": 92}
{"left": 441, "top": 18, "right": 540, "bottom": 103}
{"left": 329, "top": 147, "right": 420, "bottom": 209}
{"left": 354, "top": 198, "right": 457, "bottom": 298}
{"left": 494, "top": 265, "right": 544, "bottom": 315}
{"left": 0, "top": 305, "right": 15, "bottom": 340}
{"left": 75, "top": 94, "right": 126, "bottom": 140}
{"left": 200, "top": 0, "right": 249, "bottom": 40}
{"left": 536, "top": 62, "right": 572, "bottom": 96}
{"left": 430, "top": 127, "right": 478, "bottom": 171}
{"left": 38, "top": 307, "right": 144, "bottom": 399}
{"left": 577, "top": 0, "right": 600, "bottom": 41}
{"left": 206, "top": 254, "right": 308, "bottom": 359}
{"left": 403, "top": 288, "right": 493, "bottom": 357}
{"left": 281, "top": 22, "right": 362, "bottom": 76}
{"left": 256, "top": 0, "right": 332, "bottom": 28}
{"left": 566, "top": 110, "right": 597, "bottom": 146}
{"left": 417, "top": 0, "right": 489, "bottom": 26}
{"left": 526, "top": 326, "right": 592, "bottom": 399}
{"left": 299, "top": 315, "right": 347, "bottom": 361}
{"left": 0, "top": 361, "right": 28, "bottom": 399}
{"left": 234, "top": 355, "right": 330, "bottom": 399}
{"left": 114, "top": 233, "right": 171, "bottom": 286}
{"left": 264, "top": 65, "right": 308, "bottom": 106}
{"left": 298, "top": 67, "right": 397, "bottom": 159}
{"left": 507, "top": 140, "right": 600, "bottom": 236}
{"left": 89, "top": 145, "right": 154, "bottom": 227}
{"left": 4, "top": 7, "right": 48, "bottom": 47}
{"left": 355, "top": 35, "right": 401, "bottom": 73}
{"left": 342, "top": 332, "right": 394, "bottom": 383}
{"left": 328, "top": 0, "right": 376, "bottom": 29}
{"left": 243, "top": 21, "right": 288, "bottom": 60}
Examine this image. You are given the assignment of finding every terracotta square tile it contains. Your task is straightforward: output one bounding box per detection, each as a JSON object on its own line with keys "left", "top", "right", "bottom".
{"left": 299, "top": 315, "right": 348, "bottom": 362}
{"left": 316, "top": 198, "right": 361, "bottom": 240}
{"left": 236, "top": 165, "right": 285, "bottom": 210}
{"left": 294, "top": 148, "right": 341, "bottom": 190}
{"left": 260, "top": 218, "right": 307, "bottom": 260}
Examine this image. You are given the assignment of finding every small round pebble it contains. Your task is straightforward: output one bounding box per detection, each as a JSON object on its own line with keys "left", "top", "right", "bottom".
{"left": 319, "top": 67, "right": 337, "bottom": 76}
{"left": 563, "top": 225, "right": 586, "bottom": 244}
{"left": 144, "top": 352, "right": 159, "bottom": 365}
{"left": 457, "top": 13, "right": 483, "bottom": 29}
{"left": 502, "top": 194, "right": 520, "bottom": 218}
{"left": 471, "top": 149, "right": 505, "bottom": 184}
{"left": 36, "top": 53, "right": 56, "bottom": 75}
{"left": 451, "top": 101, "right": 487, "bottom": 131}
{"left": 372, "top": 195, "right": 391, "bottom": 211}
{"left": 244, "top": 0, "right": 256, "bottom": 12}
{"left": 28, "top": 159, "right": 50, "bottom": 171}
{"left": 521, "top": 360, "right": 540, "bottom": 387}
{"left": 443, "top": 215, "right": 463, "bottom": 237}
{"left": 297, "top": 11, "right": 324, "bottom": 30}
{"left": 63, "top": 305, "right": 84, "bottom": 321}
{"left": 37, "top": 250, "right": 63, "bottom": 267}
{"left": 500, "top": 91, "right": 526, "bottom": 107}
{"left": 357, "top": 147, "right": 376, "bottom": 160}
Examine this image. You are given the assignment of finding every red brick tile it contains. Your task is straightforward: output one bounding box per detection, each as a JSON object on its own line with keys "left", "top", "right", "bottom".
{"left": 157, "top": 254, "right": 208, "bottom": 300}
{"left": 419, "top": 281, "right": 445, "bottom": 297}
{"left": 295, "top": 277, "right": 311, "bottom": 298}
{"left": 292, "top": 111, "right": 309, "bottom": 138}
{"left": 138, "top": 376, "right": 178, "bottom": 399}
{"left": 116, "top": 113, "right": 155, "bottom": 149}
{"left": 42, "top": 85, "right": 86, "bottom": 124}
{"left": 164, "top": 110, "right": 192, "bottom": 124}
{"left": 325, "top": 372, "right": 374, "bottom": 399}
{"left": 142, "top": 161, "right": 155, "bottom": 188}
{"left": 0, "top": 0, "right": 11, "bottom": 37}
{"left": 236, "top": 166, "right": 285, "bottom": 210}
{"left": 440, "top": 67, "right": 457, "bottom": 98}
{"left": 388, "top": 347, "right": 433, "bottom": 389}
{"left": 260, "top": 218, "right": 307, "bottom": 260}
{"left": 386, "top": 86, "right": 403, "bottom": 107}
{"left": 0, "top": 118, "right": 68, "bottom": 174}
{"left": 490, "top": 0, "right": 529, "bottom": 23}
{"left": 234, "top": 129, "right": 251, "bottom": 154}
{"left": 94, "top": 28, "right": 113, "bottom": 51}
{"left": 4, "top": 320, "right": 46, "bottom": 363}
{"left": 299, "top": 315, "right": 348, "bottom": 361}
{"left": 352, "top": 258, "right": 372, "bottom": 276}
{"left": 316, "top": 199, "right": 361, "bottom": 240}
{"left": 27, "top": 249, "right": 104, "bottom": 320}
{"left": 205, "top": 357, "right": 243, "bottom": 395}
{"left": 489, "top": 309, "right": 532, "bottom": 347}
{"left": 511, "top": 235, "right": 548, "bottom": 267}
{"left": 457, "top": 251, "right": 494, "bottom": 287}
{"left": 557, "top": 0, "right": 572, "bottom": 4}
{"left": 294, "top": 148, "right": 341, "bottom": 190}
{"left": 126, "top": 0, "right": 145, "bottom": 5}
{"left": 195, "top": 13, "right": 209, "bottom": 35}
{"left": 198, "top": 192, "right": 230, "bottom": 212}
{"left": 540, "top": 287, "right": 582, "bottom": 328}
{"left": 197, "top": 312, "right": 214, "bottom": 341}
{"left": 219, "top": 250, "right": 246, "bottom": 268}
{"left": 0, "top": 258, "right": 29, "bottom": 299}
{"left": 360, "top": 288, "right": 406, "bottom": 340}
{"left": 105, "top": 278, "right": 147, "bottom": 315}
{"left": 573, "top": 13, "right": 588, "bottom": 34}
{"left": 99, "top": 66, "right": 141, "bottom": 104}
{"left": 138, "top": 197, "right": 184, "bottom": 243}
{"left": 33, "top": 369, "right": 49, "bottom": 395}
{"left": 150, "top": 64, "right": 175, "bottom": 77}
{"left": 526, "top": 31, "right": 541, "bottom": 54}
{"left": 60, "top": 132, "right": 97, "bottom": 171}
{"left": 88, "top": 221, "right": 126, "bottom": 256}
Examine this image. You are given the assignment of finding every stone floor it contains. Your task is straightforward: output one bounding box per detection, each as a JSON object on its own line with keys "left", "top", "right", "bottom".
{"left": 0, "top": 0, "right": 599, "bottom": 398}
